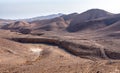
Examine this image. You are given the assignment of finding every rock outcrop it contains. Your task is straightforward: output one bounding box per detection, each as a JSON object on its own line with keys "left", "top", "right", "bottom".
{"left": 10, "top": 37, "right": 120, "bottom": 60}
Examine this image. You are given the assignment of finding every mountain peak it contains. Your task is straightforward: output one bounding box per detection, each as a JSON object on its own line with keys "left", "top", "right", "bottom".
{"left": 83, "top": 9, "right": 113, "bottom": 15}
{"left": 67, "top": 9, "right": 115, "bottom": 32}
{"left": 69, "top": 9, "right": 114, "bottom": 26}
{"left": 86, "top": 9, "right": 107, "bottom": 12}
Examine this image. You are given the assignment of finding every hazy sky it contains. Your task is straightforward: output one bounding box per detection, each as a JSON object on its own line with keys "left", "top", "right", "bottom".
{"left": 0, "top": 0, "right": 120, "bottom": 19}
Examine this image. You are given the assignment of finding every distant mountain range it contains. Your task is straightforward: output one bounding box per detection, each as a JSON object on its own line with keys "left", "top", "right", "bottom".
{"left": 22, "top": 13, "right": 64, "bottom": 22}
{"left": 1, "top": 9, "right": 120, "bottom": 37}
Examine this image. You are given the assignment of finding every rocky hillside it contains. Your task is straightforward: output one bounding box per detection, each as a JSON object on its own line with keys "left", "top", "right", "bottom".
{"left": 67, "top": 13, "right": 120, "bottom": 32}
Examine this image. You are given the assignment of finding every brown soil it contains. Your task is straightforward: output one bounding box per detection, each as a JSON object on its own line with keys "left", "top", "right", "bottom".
{"left": 0, "top": 30, "right": 120, "bottom": 73}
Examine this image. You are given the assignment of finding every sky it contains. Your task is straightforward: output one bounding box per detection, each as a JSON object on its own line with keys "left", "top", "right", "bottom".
{"left": 0, "top": 0, "right": 120, "bottom": 19}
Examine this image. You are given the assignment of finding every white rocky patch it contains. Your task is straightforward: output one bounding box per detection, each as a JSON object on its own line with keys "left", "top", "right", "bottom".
{"left": 30, "top": 48, "right": 43, "bottom": 55}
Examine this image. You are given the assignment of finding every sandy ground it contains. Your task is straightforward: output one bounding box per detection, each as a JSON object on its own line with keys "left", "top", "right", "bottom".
{"left": 0, "top": 43, "right": 120, "bottom": 73}
{"left": 0, "top": 30, "right": 120, "bottom": 73}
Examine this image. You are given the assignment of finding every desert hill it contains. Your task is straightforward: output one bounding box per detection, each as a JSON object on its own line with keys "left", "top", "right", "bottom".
{"left": 0, "top": 19, "right": 15, "bottom": 28}
{"left": 1, "top": 9, "right": 117, "bottom": 34}
{"left": 1, "top": 13, "right": 78, "bottom": 33}
{"left": 1, "top": 21, "right": 31, "bottom": 34}
{"left": 30, "top": 17, "right": 67, "bottom": 31}
{"left": 67, "top": 13, "right": 120, "bottom": 33}
{"left": 69, "top": 9, "right": 113, "bottom": 27}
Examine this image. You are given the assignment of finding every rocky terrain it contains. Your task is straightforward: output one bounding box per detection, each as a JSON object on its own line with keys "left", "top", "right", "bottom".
{"left": 0, "top": 9, "right": 120, "bottom": 73}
